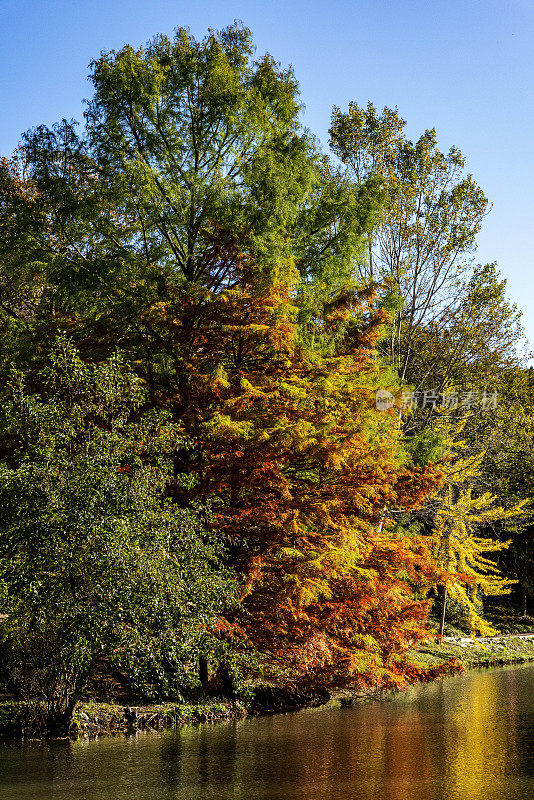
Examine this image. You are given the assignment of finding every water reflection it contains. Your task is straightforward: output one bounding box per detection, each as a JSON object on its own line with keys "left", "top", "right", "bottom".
{"left": 0, "top": 663, "right": 532, "bottom": 800}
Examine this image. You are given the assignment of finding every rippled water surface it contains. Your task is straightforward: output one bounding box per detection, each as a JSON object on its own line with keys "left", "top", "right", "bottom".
{"left": 0, "top": 662, "right": 532, "bottom": 800}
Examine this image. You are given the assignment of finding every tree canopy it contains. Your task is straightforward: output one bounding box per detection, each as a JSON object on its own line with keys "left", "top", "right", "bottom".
{"left": 0, "top": 339, "right": 236, "bottom": 729}
{"left": 0, "top": 23, "right": 531, "bottom": 727}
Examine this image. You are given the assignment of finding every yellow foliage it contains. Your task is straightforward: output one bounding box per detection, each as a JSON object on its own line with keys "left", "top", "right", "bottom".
{"left": 211, "top": 364, "right": 230, "bottom": 390}
{"left": 431, "top": 420, "right": 527, "bottom": 635}
{"left": 203, "top": 412, "right": 253, "bottom": 441}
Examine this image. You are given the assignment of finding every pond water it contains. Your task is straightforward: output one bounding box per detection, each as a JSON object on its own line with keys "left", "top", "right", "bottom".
{"left": 0, "top": 662, "right": 532, "bottom": 800}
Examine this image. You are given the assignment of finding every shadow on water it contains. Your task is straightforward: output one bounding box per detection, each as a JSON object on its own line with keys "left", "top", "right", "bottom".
{"left": 0, "top": 662, "right": 532, "bottom": 800}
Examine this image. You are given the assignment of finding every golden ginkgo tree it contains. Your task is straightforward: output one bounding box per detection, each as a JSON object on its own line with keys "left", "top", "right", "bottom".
{"left": 431, "top": 422, "right": 527, "bottom": 636}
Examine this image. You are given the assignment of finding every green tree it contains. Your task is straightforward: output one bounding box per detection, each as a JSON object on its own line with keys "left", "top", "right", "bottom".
{"left": 2, "top": 24, "right": 374, "bottom": 377}
{"left": 0, "top": 339, "right": 235, "bottom": 732}
{"left": 329, "top": 102, "right": 490, "bottom": 387}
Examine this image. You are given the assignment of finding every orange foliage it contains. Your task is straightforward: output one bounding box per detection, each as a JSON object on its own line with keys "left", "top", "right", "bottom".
{"left": 138, "top": 235, "right": 447, "bottom": 690}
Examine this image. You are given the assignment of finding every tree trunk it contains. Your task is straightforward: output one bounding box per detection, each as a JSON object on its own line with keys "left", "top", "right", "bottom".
{"left": 199, "top": 655, "right": 209, "bottom": 690}
{"left": 47, "top": 693, "right": 79, "bottom": 736}
{"left": 438, "top": 586, "right": 448, "bottom": 637}
{"left": 216, "top": 662, "right": 237, "bottom": 698}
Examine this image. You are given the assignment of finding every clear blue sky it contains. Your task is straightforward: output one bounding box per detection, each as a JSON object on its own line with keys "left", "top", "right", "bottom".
{"left": 1, "top": 0, "right": 533, "bottom": 348}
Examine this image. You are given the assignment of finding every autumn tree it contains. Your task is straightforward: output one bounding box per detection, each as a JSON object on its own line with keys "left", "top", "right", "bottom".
{"left": 0, "top": 26, "right": 452, "bottom": 691}
{"left": 329, "top": 104, "right": 531, "bottom": 625}
{"left": 471, "top": 370, "right": 534, "bottom": 617}
{"left": 126, "top": 230, "right": 451, "bottom": 688}
{"left": 417, "top": 421, "right": 525, "bottom": 636}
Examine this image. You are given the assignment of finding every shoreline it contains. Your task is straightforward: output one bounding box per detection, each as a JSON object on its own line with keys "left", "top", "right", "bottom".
{"left": 414, "top": 632, "right": 534, "bottom": 671}
{"left": 1, "top": 633, "right": 533, "bottom": 741}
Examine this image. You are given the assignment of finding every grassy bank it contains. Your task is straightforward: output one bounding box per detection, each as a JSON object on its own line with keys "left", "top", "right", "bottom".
{"left": 415, "top": 633, "right": 534, "bottom": 670}
{"left": 0, "top": 698, "right": 247, "bottom": 739}
{"left": 0, "top": 686, "right": 330, "bottom": 739}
